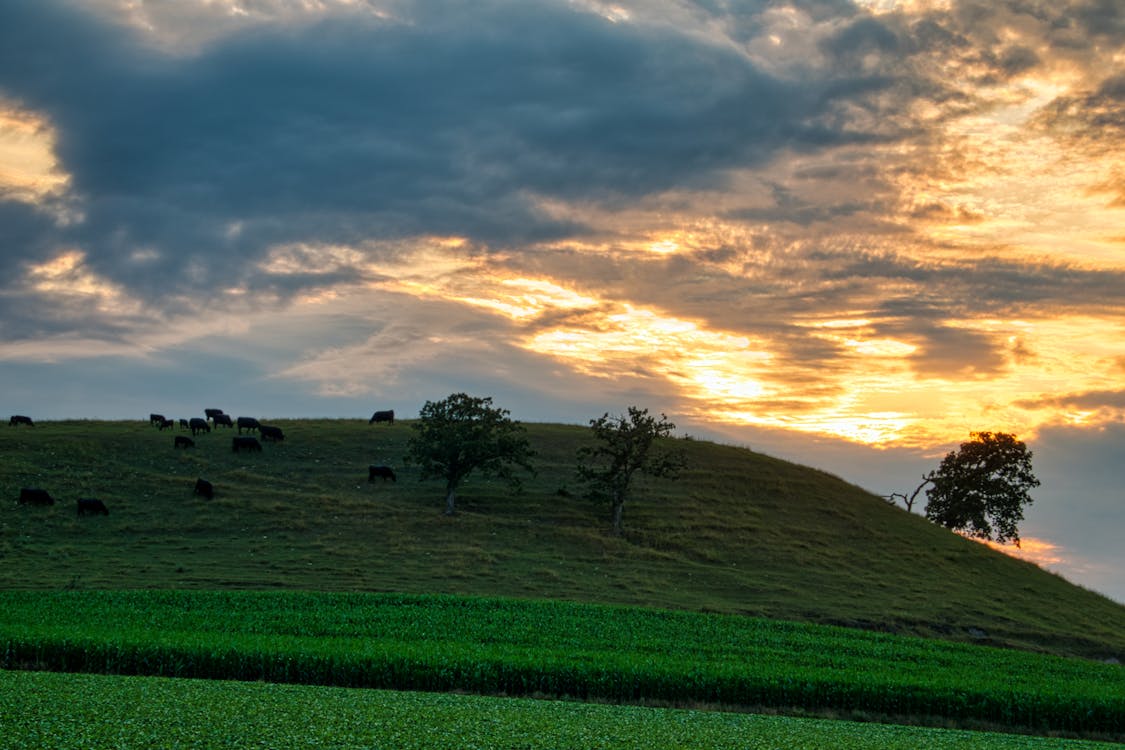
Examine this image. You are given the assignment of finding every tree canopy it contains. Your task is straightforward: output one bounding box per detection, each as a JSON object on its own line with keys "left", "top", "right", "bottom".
{"left": 576, "top": 406, "right": 684, "bottom": 535}
{"left": 922, "top": 431, "right": 1039, "bottom": 546}
{"left": 405, "top": 393, "right": 535, "bottom": 515}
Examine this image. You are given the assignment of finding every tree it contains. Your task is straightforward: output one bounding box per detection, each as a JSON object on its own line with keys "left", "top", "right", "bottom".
{"left": 405, "top": 393, "right": 535, "bottom": 515}
{"left": 576, "top": 406, "right": 684, "bottom": 535}
{"left": 885, "top": 485, "right": 925, "bottom": 513}
{"left": 919, "top": 431, "right": 1040, "bottom": 546}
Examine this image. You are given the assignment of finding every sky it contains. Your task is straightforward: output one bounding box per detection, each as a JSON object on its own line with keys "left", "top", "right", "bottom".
{"left": 1, "top": 0, "right": 1122, "bottom": 603}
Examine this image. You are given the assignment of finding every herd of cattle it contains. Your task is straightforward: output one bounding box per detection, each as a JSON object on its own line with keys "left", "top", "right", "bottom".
{"left": 149, "top": 409, "right": 285, "bottom": 447}
{"left": 10, "top": 409, "right": 398, "bottom": 515}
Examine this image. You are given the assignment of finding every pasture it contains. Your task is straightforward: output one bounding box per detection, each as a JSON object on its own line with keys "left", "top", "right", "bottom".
{"left": 2, "top": 418, "right": 1122, "bottom": 659}
{"left": 1, "top": 417, "right": 1123, "bottom": 745}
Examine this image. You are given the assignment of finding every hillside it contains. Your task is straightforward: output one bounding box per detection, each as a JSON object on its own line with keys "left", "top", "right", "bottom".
{"left": 2, "top": 418, "right": 1123, "bottom": 661}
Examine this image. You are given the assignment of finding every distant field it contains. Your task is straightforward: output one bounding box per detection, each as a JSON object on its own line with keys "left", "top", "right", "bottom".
{"left": 2, "top": 419, "right": 1122, "bottom": 660}
{"left": 2, "top": 669, "right": 1120, "bottom": 750}
{"left": 1, "top": 591, "right": 1122, "bottom": 738}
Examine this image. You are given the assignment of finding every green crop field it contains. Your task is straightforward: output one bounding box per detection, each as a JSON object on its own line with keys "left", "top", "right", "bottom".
{"left": 1, "top": 590, "right": 1122, "bottom": 737}
{"left": 2, "top": 669, "right": 1120, "bottom": 750}
{"left": 2, "top": 418, "right": 1123, "bottom": 745}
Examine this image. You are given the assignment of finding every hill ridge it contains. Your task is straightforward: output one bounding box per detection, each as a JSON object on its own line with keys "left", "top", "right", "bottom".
{"left": 2, "top": 418, "right": 1122, "bottom": 661}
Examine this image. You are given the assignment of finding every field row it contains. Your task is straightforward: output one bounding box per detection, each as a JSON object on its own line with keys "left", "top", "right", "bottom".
{"left": 2, "top": 669, "right": 1119, "bottom": 750}
{"left": 1, "top": 590, "right": 1121, "bottom": 737}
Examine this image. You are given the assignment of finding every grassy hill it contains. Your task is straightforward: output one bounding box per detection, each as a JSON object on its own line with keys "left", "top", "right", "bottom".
{"left": 2, "top": 418, "right": 1123, "bottom": 661}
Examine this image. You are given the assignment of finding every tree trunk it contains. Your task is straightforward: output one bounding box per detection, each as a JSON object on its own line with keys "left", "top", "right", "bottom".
{"left": 444, "top": 486, "right": 457, "bottom": 516}
{"left": 611, "top": 494, "right": 624, "bottom": 536}
{"left": 907, "top": 477, "right": 930, "bottom": 513}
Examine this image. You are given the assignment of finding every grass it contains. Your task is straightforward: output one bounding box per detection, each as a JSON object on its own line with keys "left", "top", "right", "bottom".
{"left": 2, "top": 418, "right": 1122, "bottom": 660}
{"left": 3, "top": 418, "right": 1124, "bottom": 746}
{"left": 4, "top": 669, "right": 1120, "bottom": 750}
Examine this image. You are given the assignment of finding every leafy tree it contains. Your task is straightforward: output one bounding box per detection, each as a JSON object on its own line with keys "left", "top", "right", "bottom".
{"left": 919, "top": 431, "right": 1040, "bottom": 546}
{"left": 576, "top": 406, "right": 684, "bottom": 535}
{"left": 406, "top": 393, "right": 535, "bottom": 515}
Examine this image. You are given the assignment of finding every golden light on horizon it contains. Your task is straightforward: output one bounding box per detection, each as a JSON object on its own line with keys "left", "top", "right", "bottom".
{"left": 351, "top": 237, "right": 1125, "bottom": 449}
{"left": 977, "top": 536, "right": 1065, "bottom": 568}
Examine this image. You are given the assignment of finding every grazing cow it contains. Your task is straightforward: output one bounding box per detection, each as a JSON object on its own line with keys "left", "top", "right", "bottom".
{"left": 157, "top": 417, "right": 174, "bottom": 431}
{"left": 368, "top": 465, "right": 397, "bottom": 482}
{"left": 18, "top": 487, "right": 54, "bottom": 506}
{"left": 259, "top": 424, "right": 284, "bottom": 442}
{"left": 236, "top": 416, "right": 260, "bottom": 434}
{"left": 232, "top": 436, "right": 262, "bottom": 453}
{"left": 77, "top": 498, "right": 109, "bottom": 516}
{"left": 204, "top": 408, "right": 225, "bottom": 421}
{"left": 9, "top": 415, "right": 34, "bottom": 427}
{"left": 174, "top": 435, "right": 195, "bottom": 449}
{"left": 179, "top": 418, "right": 190, "bottom": 430}
{"left": 193, "top": 478, "right": 214, "bottom": 500}
{"left": 149, "top": 413, "right": 166, "bottom": 426}
{"left": 189, "top": 417, "right": 211, "bottom": 436}
{"left": 212, "top": 413, "right": 234, "bottom": 428}
{"left": 369, "top": 409, "right": 395, "bottom": 425}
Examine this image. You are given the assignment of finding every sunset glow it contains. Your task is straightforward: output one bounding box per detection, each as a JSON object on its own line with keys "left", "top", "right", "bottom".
{"left": 0, "top": 102, "right": 68, "bottom": 202}
{"left": 25, "top": 250, "right": 139, "bottom": 315}
{"left": 978, "top": 536, "right": 1066, "bottom": 569}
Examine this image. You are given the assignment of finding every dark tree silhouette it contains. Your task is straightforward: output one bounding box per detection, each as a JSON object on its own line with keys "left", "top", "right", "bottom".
{"left": 576, "top": 406, "right": 684, "bottom": 535}
{"left": 406, "top": 393, "right": 535, "bottom": 515}
{"left": 919, "top": 431, "right": 1039, "bottom": 546}
{"left": 885, "top": 484, "right": 925, "bottom": 512}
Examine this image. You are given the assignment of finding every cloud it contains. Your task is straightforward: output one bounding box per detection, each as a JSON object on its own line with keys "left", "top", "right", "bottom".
{"left": 1, "top": 0, "right": 904, "bottom": 316}
{"left": 1014, "top": 389, "right": 1125, "bottom": 413}
{"left": 3, "top": 0, "right": 1120, "bottom": 333}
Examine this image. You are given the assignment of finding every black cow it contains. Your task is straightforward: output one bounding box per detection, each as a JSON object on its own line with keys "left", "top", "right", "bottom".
{"left": 368, "top": 465, "right": 397, "bottom": 482}
{"left": 18, "top": 487, "right": 55, "bottom": 506}
{"left": 369, "top": 409, "right": 395, "bottom": 425}
{"left": 174, "top": 435, "right": 195, "bottom": 449}
{"left": 194, "top": 478, "right": 214, "bottom": 500}
{"left": 157, "top": 417, "right": 174, "bottom": 431}
{"left": 179, "top": 418, "right": 190, "bottom": 430}
{"left": 9, "top": 415, "right": 34, "bottom": 427}
{"left": 259, "top": 424, "right": 284, "bottom": 442}
{"left": 189, "top": 417, "right": 211, "bottom": 436}
{"left": 232, "top": 436, "right": 262, "bottom": 453}
{"left": 204, "top": 408, "right": 225, "bottom": 421}
{"left": 237, "top": 416, "right": 260, "bottom": 434}
{"left": 77, "top": 498, "right": 109, "bottom": 516}
{"left": 212, "top": 413, "right": 234, "bottom": 428}
{"left": 149, "top": 413, "right": 166, "bottom": 426}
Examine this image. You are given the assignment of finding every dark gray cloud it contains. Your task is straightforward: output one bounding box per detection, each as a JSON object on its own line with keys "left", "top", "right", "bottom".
{"left": 4, "top": 0, "right": 1114, "bottom": 327}
{"left": 0, "top": 0, "right": 899, "bottom": 318}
